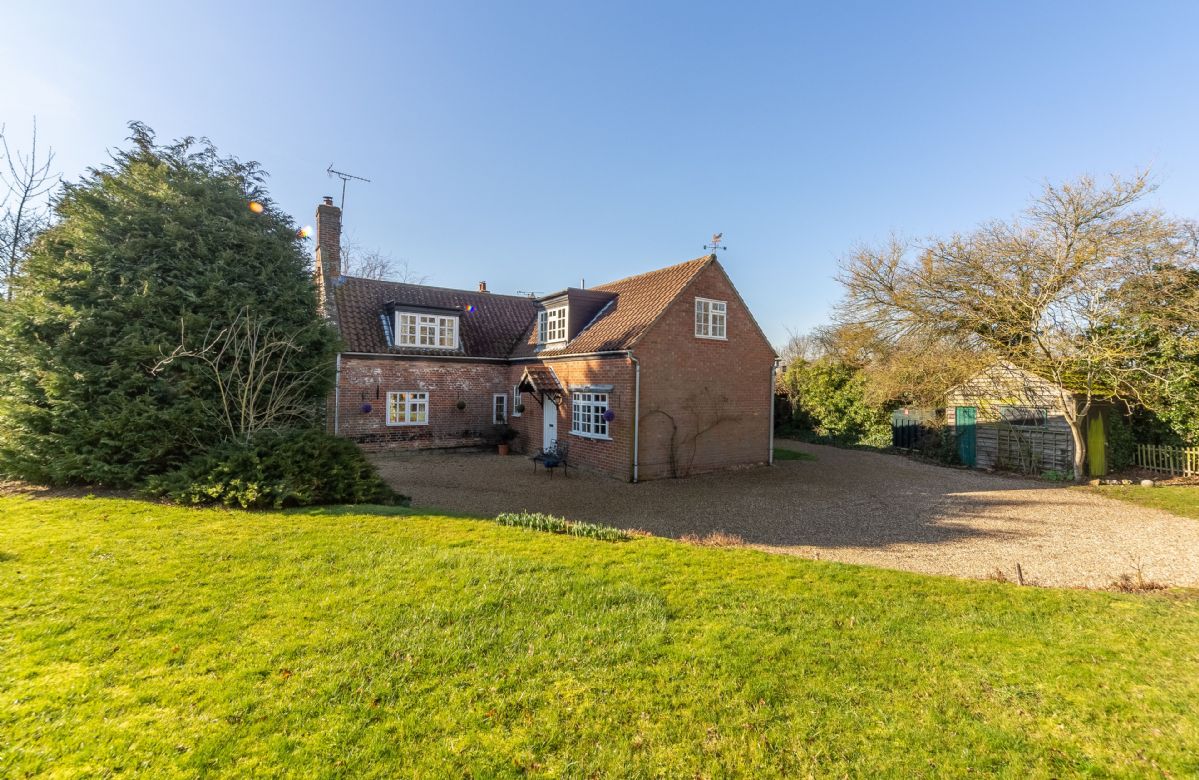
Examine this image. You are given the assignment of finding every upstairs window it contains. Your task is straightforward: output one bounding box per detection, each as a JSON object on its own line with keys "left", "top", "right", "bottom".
{"left": 695, "top": 298, "right": 726, "bottom": 339}
{"left": 396, "top": 312, "right": 458, "bottom": 349}
{"left": 571, "top": 392, "right": 610, "bottom": 439}
{"left": 538, "top": 305, "right": 568, "bottom": 344}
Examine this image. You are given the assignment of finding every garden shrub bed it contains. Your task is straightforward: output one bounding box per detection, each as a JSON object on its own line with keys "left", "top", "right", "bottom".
{"left": 144, "top": 428, "right": 407, "bottom": 509}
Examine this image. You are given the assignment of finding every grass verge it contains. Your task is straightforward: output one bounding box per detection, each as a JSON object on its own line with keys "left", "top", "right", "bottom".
{"left": 772, "top": 447, "right": 816, "bottom": 462}
{"left": 2, "top": 496, "right": 1198, "bottom": 777}
{"left": 1083, "top": 484, "right": 1199, "bottom": 521}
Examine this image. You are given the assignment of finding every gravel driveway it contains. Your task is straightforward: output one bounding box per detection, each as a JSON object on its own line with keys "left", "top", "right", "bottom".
{"left": 372, "top": 441, "right": 1199, "bottom": 588}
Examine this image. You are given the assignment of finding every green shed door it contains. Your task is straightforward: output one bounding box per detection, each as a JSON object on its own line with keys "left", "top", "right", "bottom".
{"left": 1087, "top": 414, "right": 1107, "bottom": 477}
{"left": 955, "top": 406, "right": 977, "bottom": 467}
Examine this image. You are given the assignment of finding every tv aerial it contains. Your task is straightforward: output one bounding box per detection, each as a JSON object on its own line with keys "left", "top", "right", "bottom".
{"left": 326, "top": 164, "right": 371, "bottom": 211}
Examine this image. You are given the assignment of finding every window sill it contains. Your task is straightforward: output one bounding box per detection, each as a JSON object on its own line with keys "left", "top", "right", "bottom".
{"left": 570, "top": 431, "right": 612, "bottom": 441}
{"left": 386, "top": 421, "right": 429, "bottom": 427}
{"left": 694, "top": 334, "right": 728, "bottom": 341}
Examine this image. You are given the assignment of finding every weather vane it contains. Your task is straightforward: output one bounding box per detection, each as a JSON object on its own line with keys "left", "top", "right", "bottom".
{"left": 704, "top": 232, "right": 726, "bottom": 252}
{"left": 326, "top": 164, "right": 371, "bottom": 211}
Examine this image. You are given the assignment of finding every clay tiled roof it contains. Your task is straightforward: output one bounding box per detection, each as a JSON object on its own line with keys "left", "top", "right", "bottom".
{"left": 332, "top": 277, "right": 537, "bottom": 358}
{"left": 332, "top": 254, "right": 714, "bottom": 360}
{"left": 510, "top": 255, "right": 713, "bottom": 357}
{"left": 518, "top": 365, "right": 565, "bottom": 396}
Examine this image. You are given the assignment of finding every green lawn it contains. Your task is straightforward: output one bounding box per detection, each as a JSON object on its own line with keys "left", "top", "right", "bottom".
{"left": 1084, "top": 484, "right": 1199, "bottom": 521}
{"left": 3, "top": 497, "right": 1198, "bottom": 777}
{"left": 772, "top": 446, "right": 816, "bottom": 461}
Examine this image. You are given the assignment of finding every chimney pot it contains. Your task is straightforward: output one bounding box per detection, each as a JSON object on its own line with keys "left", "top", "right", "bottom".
{"left": 478, "top": 281, "right": 488, "bottom": 293}
{"left": 322, "top": 195, "right": 334, "bottom": 206}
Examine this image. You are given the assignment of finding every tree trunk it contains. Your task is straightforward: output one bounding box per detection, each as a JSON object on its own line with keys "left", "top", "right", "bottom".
{"left": 1067, "top": 416, "right": 1088, "bottom": 482}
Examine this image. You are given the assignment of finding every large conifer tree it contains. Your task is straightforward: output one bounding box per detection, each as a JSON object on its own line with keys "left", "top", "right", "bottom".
{"left": 0, "top": 123, "right": 336, "bottom": 486}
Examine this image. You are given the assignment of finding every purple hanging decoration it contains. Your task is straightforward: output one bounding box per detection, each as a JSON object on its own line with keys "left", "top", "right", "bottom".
{"left": 361, "top": 402, "right": 372, "bottom": 414}
{"left": 602, "top": 408, "right": 615, "bottom": 422}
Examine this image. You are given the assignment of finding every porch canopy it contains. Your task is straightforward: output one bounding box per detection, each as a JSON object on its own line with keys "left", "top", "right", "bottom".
{"left": 518, "top": 365, "right": 564, "bottom": 402}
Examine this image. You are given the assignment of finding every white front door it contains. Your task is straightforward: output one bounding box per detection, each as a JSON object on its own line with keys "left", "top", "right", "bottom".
{"left": 542, "top": 396, "right": 558, "bottom": 449}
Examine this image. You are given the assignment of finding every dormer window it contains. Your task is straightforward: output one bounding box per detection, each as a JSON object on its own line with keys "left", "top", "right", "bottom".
{"left": 537, "top": 304, "right": 568, "bottom": 344}
{"left": 396, "top": 311, "right": 459, "bottom": 349}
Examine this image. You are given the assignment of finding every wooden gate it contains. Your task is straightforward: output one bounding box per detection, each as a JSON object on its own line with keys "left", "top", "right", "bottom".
{"left": 1087, "top": 415, "right": 1107, "bottom": 477}
{"left": 955, "top": 406, "right": 977, "bottom": 467}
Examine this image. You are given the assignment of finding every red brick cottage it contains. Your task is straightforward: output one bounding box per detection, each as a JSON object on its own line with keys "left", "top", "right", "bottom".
{"left": 313, "top": 198, "right": 778, "bottom": 481}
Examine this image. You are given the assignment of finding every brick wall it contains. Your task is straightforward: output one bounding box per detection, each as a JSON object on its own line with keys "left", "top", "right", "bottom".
{"left": 633, "top": 262, "right": 776, "bottom": 480}
{"left": 334, "top": 357, "right": 511, "bottom": 450}
{"left": 329, "top": 262, "right": 774, "bottom": 482}
{"left": 507, "top": 357, "right": 635, "bottom": 479}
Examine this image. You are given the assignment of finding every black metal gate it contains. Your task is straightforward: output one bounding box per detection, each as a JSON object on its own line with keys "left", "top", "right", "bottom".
{"left": 892, "top": 408, "right": 938, "bottom": 449}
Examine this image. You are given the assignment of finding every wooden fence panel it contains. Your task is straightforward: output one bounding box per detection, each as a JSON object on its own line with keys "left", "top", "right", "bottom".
{"left": 984, "top": 425, "right": 1072, "bottom": 474}
{"left": 1134, "top": 444, "right": 1199, "bottom": 476}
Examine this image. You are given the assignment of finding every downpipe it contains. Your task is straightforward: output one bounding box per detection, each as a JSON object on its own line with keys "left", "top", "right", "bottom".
{"left": 630, "top": 351, "right": 640, "bottom": 483}
{"left": 333, "top": 353, "right": 342, "bottom": 435}
{"left": 769, "top": 358, "right": 780, "bottom": 464}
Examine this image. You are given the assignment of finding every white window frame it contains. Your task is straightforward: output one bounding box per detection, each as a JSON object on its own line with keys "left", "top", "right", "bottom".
{"left": 694, "top": 298, "right": 727, "bottom": 340}
{"left": 395, "top": 312, "right": 459, "bottom": 349}
{"left": 537, "top": 305, "right": 568, "bottom": 344}
{"left": 386, "top": 391, "right": 429, "bottom": 426}
{"left": 492, "top": 393, "right": 508, "bottom": 425}
{"left": 570, "top": 391, "right": 610, "bottom": 440}
{"left": 511, "top": 385, "right": 522, "bottom": 416}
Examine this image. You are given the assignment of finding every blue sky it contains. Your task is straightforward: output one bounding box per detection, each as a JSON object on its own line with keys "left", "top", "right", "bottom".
{"left": 3, "top": 1, "right": 1197, "bottom": 345}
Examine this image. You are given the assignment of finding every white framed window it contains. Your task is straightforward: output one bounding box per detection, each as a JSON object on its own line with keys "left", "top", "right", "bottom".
{"left": 387, "top": 391, "right": 429, "bottom": 426}
{"left": 694, "top": 298, "right": 727, "bottom": 339}
{"left": 511, "top": 385, "right": 522, "bottom": 416}
{"left": 537, "top": 305, "right": 568, "bottom": 344}
{"left": 570, "top": 392, "right": 610, "bottom": 439}
{"left": 492, "top": 393, "right": 507, "bottom": 424}
{"left": 395, "top": 312, "right": 459, "bottom": 349}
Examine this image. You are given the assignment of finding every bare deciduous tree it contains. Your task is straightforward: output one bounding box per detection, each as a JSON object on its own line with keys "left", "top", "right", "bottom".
{"left": 153, "top": 308, "right": 330, "bottom": 440}
{"left": 1, "top": 118, "right": 59, "bottom": 300}
{"left": 340, "top": 236, "right": 428, "bottom": 283}
{"left": 776, "top": 329, "right": 824, "bottom": 367}
{"left": 838, "top": 172, "right": 1199, "bottom": 480}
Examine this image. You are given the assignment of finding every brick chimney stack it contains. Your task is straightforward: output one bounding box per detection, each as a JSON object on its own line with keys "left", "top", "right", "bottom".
{"left": 478, "top": 281, "right": 489, "bottom": 293}
{"left": 315, "top": 196, "right": 342, "bottom": 280}
{"left": 314, "top": 196, "right": 342, "bottom": 318}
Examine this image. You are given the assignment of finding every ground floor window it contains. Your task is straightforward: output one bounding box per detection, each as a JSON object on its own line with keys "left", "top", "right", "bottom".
{"left": 387, "top": 391, "right": 429, "bottom": 425}
{"left": 493, "top": 393, "right": 508, "bottom": 424}
{"left": 511, "top": 385, "right": 522, "bottom": 416}
{"left": 571, "top": 392, "right": 609, "bottom": 439}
